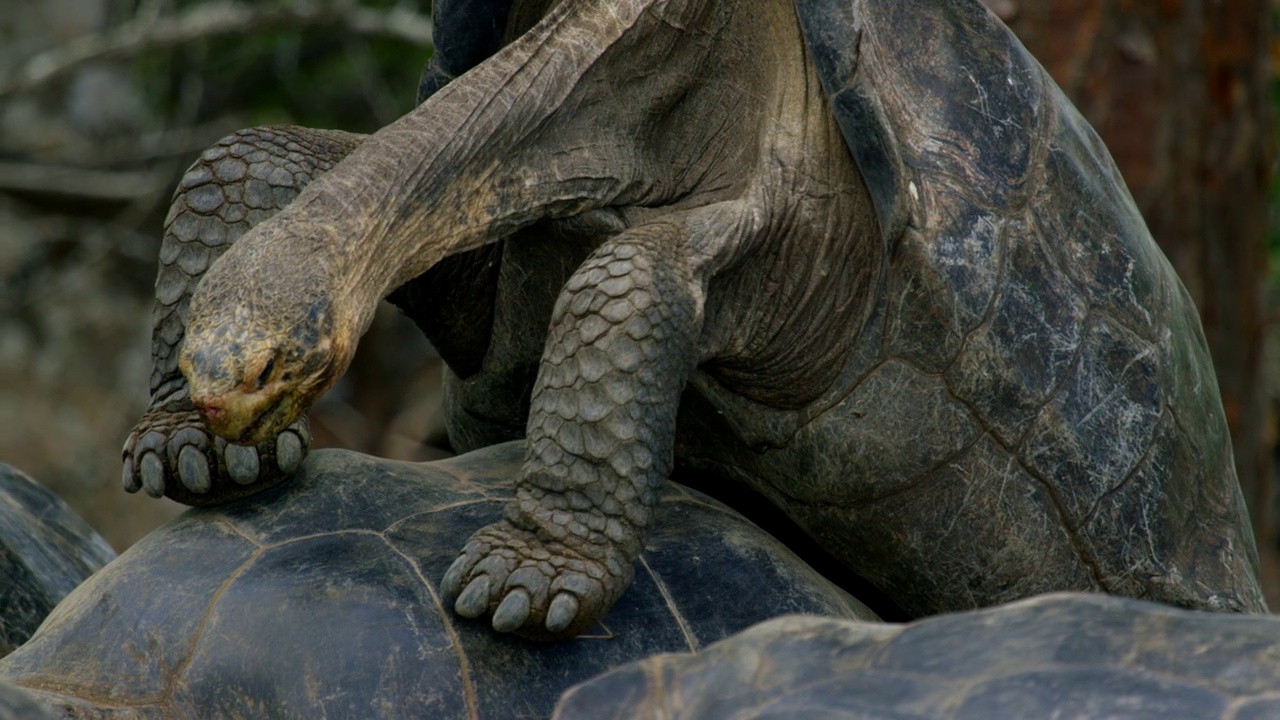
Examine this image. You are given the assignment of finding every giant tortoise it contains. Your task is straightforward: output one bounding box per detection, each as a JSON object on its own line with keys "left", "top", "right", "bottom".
{"left": 0, "top": 464, "right": 115, "bottom": 657}
{"left": 554, "top": 592, "right": 1280, "bottom": 720}
{"left": 121, "top": 0, "right": 1264, "bottom": 640}
{"left": 4, "top": 443, "right": 872, "bottom": 718}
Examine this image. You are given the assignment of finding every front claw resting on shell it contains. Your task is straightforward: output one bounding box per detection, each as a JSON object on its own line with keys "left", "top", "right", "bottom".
{"left": 122, "top": 401, "right": 310, "bottom": 506}
{"left": 440, "top": 521, "right": 631, "bottom": 641}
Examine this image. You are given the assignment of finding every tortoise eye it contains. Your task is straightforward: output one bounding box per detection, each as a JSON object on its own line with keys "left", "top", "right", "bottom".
{"left": 255, "top": 357, "right": 276, "bottom": 390}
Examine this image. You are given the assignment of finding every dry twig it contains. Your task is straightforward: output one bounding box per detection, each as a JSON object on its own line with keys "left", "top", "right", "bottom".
{"left": 0, "top": 161, "right": 167, "bottom": 202}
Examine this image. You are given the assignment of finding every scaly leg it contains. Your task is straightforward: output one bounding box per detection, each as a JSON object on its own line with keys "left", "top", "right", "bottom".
{"left": 442, "top": 202, "right": 754, "bottom": 639}
{"left": 122, "top": 127, "right": 362, "bottom": 505}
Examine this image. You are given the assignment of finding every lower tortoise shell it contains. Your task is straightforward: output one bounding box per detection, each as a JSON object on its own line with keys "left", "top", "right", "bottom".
{"left": 1, "top": 443, "right": 872, "bottom": 719}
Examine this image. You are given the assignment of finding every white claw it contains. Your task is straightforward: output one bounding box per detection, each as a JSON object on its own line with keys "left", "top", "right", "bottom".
{"left": 140, "top": 453, "right": 166, "bottom": 498}
{"left": 225, "top": 444, "right": 261, "bottom": 485}
{"left": 122, "top": 457, "right": 140, "bottom": 493}
{"left": 178, "top": 445, "right": 211, "bottom": 493}
{"left": 546, "top": 593, "right": 580, "bottom": 634}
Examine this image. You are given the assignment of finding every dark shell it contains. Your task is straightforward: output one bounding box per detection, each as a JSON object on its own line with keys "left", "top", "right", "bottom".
{"left": 790, "top": 0, "right": 1262, "bottom": 614}
{"left": 0, "top": 443, "right": 872, "bottom": 719}
{"left": 0, "top": 464, "right": 115, "bottom": 657}
{"left": 418, "top": 0, "right": 517, "bottom": 101}
{"left": 554, "top": 592, "right": 1280, "bottom": 720}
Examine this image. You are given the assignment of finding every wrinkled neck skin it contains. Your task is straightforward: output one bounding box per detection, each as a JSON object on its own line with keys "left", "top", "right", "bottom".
{"left": 189, "top": 0, "right": 878, "bottom": 431}
{"left": 325, "top": 0, "right": 757, "bottom": 297}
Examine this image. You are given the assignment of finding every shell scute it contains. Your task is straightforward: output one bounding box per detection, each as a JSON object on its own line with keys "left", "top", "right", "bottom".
{"left": 0, "top": 519, "right": 257, "bottom": 700}
{"left": 1031, "top": 94, "right": 1171, "bottom": 343}
{"left": 885, "top": 186, "right": 1003, "bottom": 373}
{"left": 1018, "top": 316, "right": 1163, "bottom": 529}
{"left": 1078, "top": 411, "right": 1252, "bottom": 608}
{"left": 789, "top": 430, "right": 1095, "bottom": 620}
{"left": 943, "top": 218, "right": 1088, "bottom": 446}
{"left": 846, "top": 0, "right": 1048, "bottom": 217}
{"left": 170, "top": 533, "right": 467, "bottom": 718}
{"left": 952, "top": 666, "right": 1227, "bottom": 720}
{"left": 1165, "top": 295, "right": 1232, "bottom": 464}
{"left": 787, "top": 359, "right": 980, "bottom": 506}
{"left": 215, "top": 450, "right": 494, "bottom": 547}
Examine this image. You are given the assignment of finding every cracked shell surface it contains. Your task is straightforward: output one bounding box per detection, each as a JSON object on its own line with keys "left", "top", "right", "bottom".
{"left": 751, "top": 0, "right": 1266, "bottom": 615}
{"left": 0, "top": 443, "right": 873, "bottom": 719}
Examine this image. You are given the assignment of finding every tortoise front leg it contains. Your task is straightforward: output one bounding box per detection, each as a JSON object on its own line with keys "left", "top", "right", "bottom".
{"left": 441, "top": 204, "right": 751, "bottom": 640}
{"left": 122, "top": 127, "right": 362, "bottom": 506}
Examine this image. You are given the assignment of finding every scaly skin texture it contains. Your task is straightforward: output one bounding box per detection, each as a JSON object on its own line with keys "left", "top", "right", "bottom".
{"left": 122, "top": 63, "right": 504, "bottom": 506}
{"left": 444, "top": 220, "right": 705, "bottom": 638}
{"left": 122, "top": 127, "right": 361, "bottom": 505}
{"left": 170, "top": 0, "right": 868, "bottom": 639}
{"left": 134, "top": 0, "right": 1265, "bottom": 640}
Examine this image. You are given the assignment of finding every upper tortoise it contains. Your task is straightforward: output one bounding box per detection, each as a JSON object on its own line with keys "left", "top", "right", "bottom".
{"left": 122, "top": 0, "right": 1265, "bottom": 639}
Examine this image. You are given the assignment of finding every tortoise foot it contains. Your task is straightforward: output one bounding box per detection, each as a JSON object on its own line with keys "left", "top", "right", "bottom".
{"left": 122, "top": 400, "right": 310, "bottom": 506}
{"left": 441, "top": 520, "right": 629, "bottom": 641}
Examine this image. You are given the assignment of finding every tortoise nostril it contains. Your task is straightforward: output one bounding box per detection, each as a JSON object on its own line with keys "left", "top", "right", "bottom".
{"left": 193, "top": 397, "right": 224, "bottom": 421}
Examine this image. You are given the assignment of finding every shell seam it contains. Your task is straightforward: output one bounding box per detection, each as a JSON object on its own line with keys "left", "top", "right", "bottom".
{"left": 638, "top": 555, "right": 699, "bottom": 653}
{"left": 379, "top": 536, "right": 480, "bottom": 720}
{"left": 160, "top": 545, "right": 265, "bottom": 707}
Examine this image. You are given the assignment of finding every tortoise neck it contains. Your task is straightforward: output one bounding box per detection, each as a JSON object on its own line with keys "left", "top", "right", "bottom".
{"left": 281, "top": 0, "right": 664, "bottom": 315}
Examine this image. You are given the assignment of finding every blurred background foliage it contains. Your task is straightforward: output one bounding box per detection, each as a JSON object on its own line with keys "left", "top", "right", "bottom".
{"left": 130, "top": 1, "right": 425, "bottom": 132}
{"left": 0, "top": 0, "right": 442, "bottom": 549}
{"left": 1272, "top": 4, "right": 1280, "bottom": 290}
{"left": 0, "top": 0, "right": 1278, "bottom": 606}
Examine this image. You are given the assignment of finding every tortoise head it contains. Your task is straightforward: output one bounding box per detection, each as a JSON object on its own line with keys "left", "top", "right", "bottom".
{"left": 178, "top": 232, "right": 361, "bottom": 446}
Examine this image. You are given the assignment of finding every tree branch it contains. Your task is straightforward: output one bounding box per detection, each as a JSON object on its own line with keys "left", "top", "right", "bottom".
{"left": 0, "top": 1, "right": 434, "bottom": 98}
{"left": 0, "top": 161, "right": 167, "bottom": 203}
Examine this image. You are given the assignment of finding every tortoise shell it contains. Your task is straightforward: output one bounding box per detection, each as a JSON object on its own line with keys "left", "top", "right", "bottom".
{"left": 413, "top": 0, "right": 1265, "bottom": 617}
{"left": 0, "top": 464, "right": 115, "bottom": 657}
{"left": 0, "top": 443, "right": 872, "bottom": 719}
{"left": 723, "top": 0, "right": 1267, "bottom": 614}
{"left": 555, "top": 592, "right": 1280, "bottom": 719}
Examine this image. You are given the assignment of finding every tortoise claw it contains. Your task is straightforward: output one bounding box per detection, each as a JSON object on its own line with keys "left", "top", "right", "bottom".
{"left": 456, "top": 575, "right": 492, "bottom": 618}
{"left": 140, "top": 452, "right": 166, "bottom": 498}
{"left": 441, "top": 555, "right": 469, "bottom": 600}
{"left": 276, "top": 430, "right": 304, "bottom": 473}
{"left": 441, "top": 520, "right": 623, "bottom": 640}
{"left": 177, "top": 445, "right": 211, "bottom": 494}
{"left": 122, "top": 401, "right": 309, "bottom": 506}
{"left": 224, "top": 443, "right": 261, "bottom": 485}
{"left": 546, "top": 593, "right": 579, "bottom": 634}
{"left": 493, "top": 589, "right": 532, "bottom": 632}
{"left": 121, "top": 454, "right": 140, "bottom": 493}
